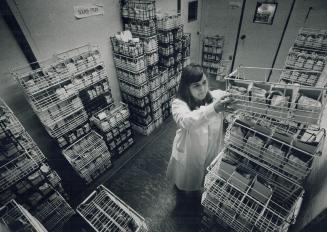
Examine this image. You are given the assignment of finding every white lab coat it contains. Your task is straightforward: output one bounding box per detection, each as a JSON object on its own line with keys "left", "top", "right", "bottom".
{"left": 166, "top": 90, "right": 226, "bottom": 191}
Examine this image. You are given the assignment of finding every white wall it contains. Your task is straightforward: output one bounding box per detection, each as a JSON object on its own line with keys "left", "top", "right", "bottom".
{"left": 7, "top": 0, "right": 123, "bottom": 102}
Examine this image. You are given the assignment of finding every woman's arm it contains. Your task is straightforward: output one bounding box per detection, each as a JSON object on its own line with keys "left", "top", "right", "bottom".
{"left": 172, "top": 99, "right": 218, "bottom": 130}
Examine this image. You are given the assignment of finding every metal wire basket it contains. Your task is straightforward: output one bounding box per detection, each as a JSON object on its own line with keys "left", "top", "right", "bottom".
{"left": 225, "top": 119, "right": 325, "bottom": 184}
{"left": 203, "top": 148, "right": 304, "bottom": 232}
{"left": 0, "top": 199, "right": 47, "bottom": 232}
{"left": 77, "top": 185, "right": 148, "bottom": 232}
{"left": 62, "top": 131, "right": 111, "bottom": 183}
{"left": 294, "top": 28, "right": 327, "bottom": 51}
{"left": 225, "top": 68, "right": 326, "bottom": 126}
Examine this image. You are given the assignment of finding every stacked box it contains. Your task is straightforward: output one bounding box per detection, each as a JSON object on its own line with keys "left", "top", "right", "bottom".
{"left": 0, "top": 99, "right": 74, "bottom": 232}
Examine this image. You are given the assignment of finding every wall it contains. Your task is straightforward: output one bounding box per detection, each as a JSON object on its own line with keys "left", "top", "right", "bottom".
{"left": 7, "top": 0, "right": 123, "bottom": 102}
{"left": 202, "top": 0, "right": 242, "bottom": 61}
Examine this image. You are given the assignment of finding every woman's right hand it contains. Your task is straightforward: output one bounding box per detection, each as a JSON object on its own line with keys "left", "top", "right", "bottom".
{"left": 213, "top": 95, "right": 235, "bottom": 113}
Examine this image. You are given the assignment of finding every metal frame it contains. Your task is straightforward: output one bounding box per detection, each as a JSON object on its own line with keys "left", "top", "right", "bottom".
{"left": 225, "top": 70, "right": 326, "bottom": 125}
{"left": 0, "top": 199, "right": 47, "bottom": 232}
{"left": 203, "top": 149, "right": 303, "bottom": 232}
{"left": 225, "top": 119, "right": 325, "bottom": 184}
{"left": 62, "top": 131, "right": 111, "bottom": 183}
{"left": 77, "top": 185, "right": 148, "bottom": 232}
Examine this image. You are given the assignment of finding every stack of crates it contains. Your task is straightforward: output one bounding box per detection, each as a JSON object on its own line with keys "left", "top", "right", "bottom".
{"left": 12, "top": 45, "right": 118, "bottom": 185}
{"left": 77, "top": 185, "right": 148, "bottom": 232}
{"left": 91, "top": 102, "right": 134, "bottom": 159}
{"left": 157, "top": 13, "right": 186, "bottom": 119}
{"left": 0, "top": 98, "right": 74, "bottom": 232}
{"left": 114, "top": 0, "right": 164, "bottom": 135}
{"left": 279, "top": 28, "right": 327, "bottom": 87}
{"left": 200, "top": 68, "right": 327, "bottom": 232}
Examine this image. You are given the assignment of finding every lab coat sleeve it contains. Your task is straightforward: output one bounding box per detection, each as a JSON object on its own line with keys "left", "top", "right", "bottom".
{"left": 172, "top": 98, "right": 218, "bottom": 130}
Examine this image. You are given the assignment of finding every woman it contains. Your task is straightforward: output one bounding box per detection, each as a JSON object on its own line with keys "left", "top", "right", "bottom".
{"left": 166, "top": 64, "right": 234, "bottom": 192}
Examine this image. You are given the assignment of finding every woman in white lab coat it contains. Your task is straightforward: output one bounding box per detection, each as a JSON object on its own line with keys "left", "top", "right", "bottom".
{"left": 166, "top": 64, "right": 234, "bottom": 192}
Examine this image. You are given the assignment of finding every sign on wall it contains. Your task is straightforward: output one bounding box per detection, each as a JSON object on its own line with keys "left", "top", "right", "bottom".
{"left": 74, "top": 4, "right": 104, "bottom": 19}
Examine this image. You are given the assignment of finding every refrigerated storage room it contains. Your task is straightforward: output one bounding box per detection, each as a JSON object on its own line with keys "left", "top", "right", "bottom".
{"left": 0, "top": 0, "right": 327, "bottom": 231}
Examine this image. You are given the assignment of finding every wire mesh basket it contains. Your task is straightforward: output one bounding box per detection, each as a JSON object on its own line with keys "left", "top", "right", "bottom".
{"left": 92, "top": 103, "right": 130, "bottom": 133}
{"left": 145, "top": 51, "right": 158, "bottom": 66}
{"left": 122, "top": 92, "right": 150, "bottom": 108}
{"left": 142, "top": 35, "right": 158, "bottom": 53}
{"left": 113, "top": 54, "right": 146, "bottom": 73}
{"left": 56, "top": 44, "right": 102, "bottom": 72}
{"left": 62, "top": 131, "right": 111, "bottom": 183}
{"left": 124, "top": 23, "right": 157, "bottom": 38}
{"left": 72, "top": 63, "right": 109, "bottom": 91}
{"left": 120, "top": 81, "right": 150, "bottom": 98}
{"left": 0, "top": 200, "right": 47, "bottom": 232}
{"left": 203, "top": 149, "right": 304, "bottom": 232}
{"left": 121, "top": 0, "right": 156, "bottom": 20}
{"left": 77, "top": 185, "right": 148, "bottom": 232}
{"left": 225, "top": 119, "right": 325, "bottom": 184}
{"left": 278, "top": 69, "right": 321, "bottom": 87}
{"left": 116, "top": 67, "right": 148, "bottom": 87}
{"left": 43, "top": 108, "right": 88, "bottom": 138}
{"left": 157, "top": 13, "right": 182, "bottom": 31}
{"left": 225, "top": 68, "right": 326, "bottom": 125}
{"left": 111, "top": 37, "right": 144, "bottom": 58}
{"left": 285, "top": 47, "right": 326, "bottom": 72}
{"left": 294, "top": 28, "right": 327, "bottom": 51}
{"left": 37, "top": 96, "right": 84, "bottom": 128}
{"left": 0, "top": 151, "right": 39, "bottom": 192}
{"left": 0, "top": 99, "right": 25, "bottom": 136}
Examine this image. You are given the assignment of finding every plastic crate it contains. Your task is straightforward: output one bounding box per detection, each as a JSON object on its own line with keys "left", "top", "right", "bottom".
{"left": 203, "top": 149, "right": 304, "bottom": 232}
{"left": 0, "top": 200, "right": 47, "bottom": 232}
{"left": 77, "top": 185, "right": 148, "bottom": 232}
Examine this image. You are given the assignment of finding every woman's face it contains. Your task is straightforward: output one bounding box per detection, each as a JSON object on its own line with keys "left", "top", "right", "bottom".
{"left": 189, "top": 74, "right": 208, "bottom": 101}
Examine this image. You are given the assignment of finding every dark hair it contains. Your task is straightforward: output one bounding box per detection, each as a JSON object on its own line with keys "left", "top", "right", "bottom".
{"left": 176, "top": 64, "right": 213, "bottom": 110}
